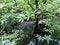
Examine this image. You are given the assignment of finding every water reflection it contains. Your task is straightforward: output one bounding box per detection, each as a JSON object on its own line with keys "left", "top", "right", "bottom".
{"left": 49, "top": 39, "right": 60, "bottom": 45}
{"left": 58, "top": 40, "right": 60, "bottom": 45}
{"left": 27, "top": 38, "right": 60, "bottom": 45}
{"left": 27, "top": 39, "right": 36, "bottom": 45}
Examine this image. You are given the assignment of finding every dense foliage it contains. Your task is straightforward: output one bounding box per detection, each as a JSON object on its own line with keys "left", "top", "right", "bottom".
{"left": 0, "top": 0, "right": 60, "bottom": 45}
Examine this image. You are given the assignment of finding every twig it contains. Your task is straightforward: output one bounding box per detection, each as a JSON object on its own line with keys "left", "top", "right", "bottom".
{"left": 28, "top": 1, "right": 35, "bottom": 11}
{"left": 14, "top": 0, "right": 17, "bottom": 6}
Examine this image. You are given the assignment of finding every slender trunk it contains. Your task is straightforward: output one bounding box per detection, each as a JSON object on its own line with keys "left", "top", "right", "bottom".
{"left": 34, "top": 0, "right": 39, "bottom": 34}
{"left": 34, "top": 0, "right": 47, "bottom": 34}
{"left": 35, "top": 0, "right": 38, "bottom": 9}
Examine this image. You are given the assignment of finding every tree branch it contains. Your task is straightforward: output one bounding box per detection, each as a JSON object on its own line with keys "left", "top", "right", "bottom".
{"left": 14, "top": 0, "right": 17, "bottom": 6}
{"left": 34, "top": 0, "right": 39, "bottom": 34}
{"left": 35, "top": 0, "right": 38, "bottom": 9}
{"left": 43, "top": 0, "right": 47, "bottom": 4}
{"left": 28, "top": 1, "right": 35, "bottom": 11}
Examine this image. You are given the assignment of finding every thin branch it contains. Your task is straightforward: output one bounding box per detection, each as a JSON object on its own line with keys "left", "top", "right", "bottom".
{"left": 28, "top": 1, "right": 35, "bottom": 11}
{"left": 43, "top": 0, "right": 47, "bottom": 4}
{"left": 35, "top": 0, "right": 38, "bottom": 9}
{"left": 14, "top": 0, "right": 17, "bottom": 6}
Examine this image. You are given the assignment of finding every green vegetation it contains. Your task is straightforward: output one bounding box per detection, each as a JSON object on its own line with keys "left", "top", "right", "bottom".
{"left": 0, "top": 0, "right": 60, "bottom": 45}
